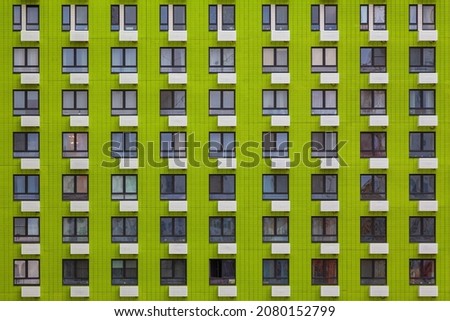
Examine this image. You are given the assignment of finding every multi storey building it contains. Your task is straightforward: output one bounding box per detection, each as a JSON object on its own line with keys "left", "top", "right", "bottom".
{"left": 0, "top": 0, "right": 448, "bottom": 300}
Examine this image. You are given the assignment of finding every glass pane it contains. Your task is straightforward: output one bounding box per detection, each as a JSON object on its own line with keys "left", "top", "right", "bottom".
{"left": 374, "top": 6, "right": 385, "bottom": 24}
{"left": 160, "top": 49, "right": 171, "bottom": 66}
{"left": 360, "top": 6, "right": 368, "bottom": 24}
{"left": 28, "top": 218, "right": 39, "bottom": 235}
{"left": 125, "top": 48, "right": 136, "bottom": 66}
{"left": 63, "top": 91, "right": 75, "bottom": 109}
{"left": 27, "top": 49, "right": 38, "bottom": 65}
{"left": 124, "top": 6, "right": 137, "bottom": 25}
{"left": 112, "top": 176, "right": 124, "bottom": 193}
{"left": 263, "top": 49, "right": 274, "bottom": 66}
{"left": 325, "top": 91, "right": 336, "bottom": 108}
{"left": 325, "top": 48, "right": 336, "bottom": 66}
{"left": 325, "top": 6, "right": 337, "bottom": 24}
{"left": 173, "top": 6, "right": 185, "bottom": 25}
{"left": 125, "top": 176, "right": 137, "bottom": 193}
{"left": 263, "top": 176, "right": 275, "bottom": 193}
{"left": 423, "top": 6, "right": 434, "bottom": 24}
{"left": 361, "top": 48, "right": 372, "bottom": 66}
{"left": 77, "top": 176, "right": 88, "bottom": 193}
{"left": 14, "top": 49, "right": 25, "bottom": 66}
{"left": 125, "top": 91, "right": 136, "bottom": 109}
{"left": 312, "top": 49, "right": 323, "bottom": 66}
{"left": 223, "top": 49, "right": 234, "bottom": 66}
{"left": 28, "top": 176, "right": 39, "bottom": 193}
{"left": 173, "top": 49, "right": 185, "bottom": 66}
{"left": 277, "top": 48, "right": 288, "bottom": 66}
{"left": 223, "top": 175, "right": 234, "bottom": 193}
{"left": 63, "top": 176, "right": 75, "bottom": 193}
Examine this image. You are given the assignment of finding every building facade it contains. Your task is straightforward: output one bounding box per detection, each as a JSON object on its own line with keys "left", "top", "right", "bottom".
{"left": 1, "top": 0, "right": 448, "bottom": 300}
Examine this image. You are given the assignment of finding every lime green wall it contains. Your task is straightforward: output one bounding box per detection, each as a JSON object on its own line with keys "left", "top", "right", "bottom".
{"left": 0, "top": 0, "right": 448, "bottom": 301}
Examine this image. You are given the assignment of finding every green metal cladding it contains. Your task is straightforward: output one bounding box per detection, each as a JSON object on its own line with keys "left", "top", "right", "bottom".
{"left": 1, "top": 0, "right": 449, "bottom": 300}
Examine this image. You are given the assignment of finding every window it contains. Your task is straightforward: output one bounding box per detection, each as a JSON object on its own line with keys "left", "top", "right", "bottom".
{"left": 62, "top": 175, "right": 88, "bottom": 201}
{"left": 14, "top": 217, "right": 39, "bottom": 243}
{"left": 312, "top": 259, "right": 338, "bottom": 285}
{"left": 311, "top": 90, "right": 337, "bottom": 115}
{"left": 311, "top": 132, "right": 337, "bottom": 158}
{"left": 13, "top": 90, "right": 39, "bottom": 116}
{"left": 160, "top": 90, "right": 186, "bottom": 116}
{"left": 209, "top": 48, "right": 235, "bottom": 73}
{"left": 209, "top": 259, "right": 235, "bottom": 285}
{"left": 360, "top": 5, "right": 386, "bottom": 31}
{"left": 263, "top": 259, "right": 289, "bottom": 285}
{"left": 360, "top": 47, "right": 387, "bottom": 73}
{"left": 311, "top": 175, "right": 337, "bottom": 200}
{"left": 311, "top": 48, "right": 337, "bottom": 73}
{"left": 410, "top": 5, "right": 435, "bottom": 31}
{"left": 161, "top": 259, "right": 187, "bottom": 285}
{"left": 262, "top": 48, "right": 288, "bottom": 73}
{"left": 209, "top": 90, "right": 235, "bottom": 115}
{"left": 62, "top": 90, "right": 88, "bottom": 116}
{"left": 410, "top": 217, "right": 435, "bottom": 243}
{"left": 409, "top": 90, "right": 435, "bottom": 115}
{"left": 410, "top": 48, "right": 435, "bottom": 73}
{"left": 160, "top": 217, "right": 186, "bottom": 243}
{"left": 112, "top": 259, "right": 137, "bottom": 285}
{"left": 160, "top": 132, "right": 186, "bottom": 158}
{"left": 210, "top": 217, "right": 236, "bottom": 243}
{"left": 13, "top": 132, "right": 39, "bottom": 158}
{"left": 410, "top": 175, "right": 435, "bottom": 200}
{"left": 410, "top": 259, "right": 435, "bottom": 285}
{"left": 262, "top": 5, "right": 288, "bottom": 31}
{"left": 63, "top": 217, "right": 88, "bottom": 243}
{"left": 360, "top": 132, "right": 386, "bottom": 158}
{"left": 111, "top": 175, "right": 137, "bottom": 200}
{"left": 209, "top": 5, "right": 235, "bottom": 31}
{"left": 13, "top": 48, "right": 39, "bottom": 73}
{"left": 209, "top": 132, "right": 235, "bottom": 158}
{"left": 410, "top": 132, "right": 435, "bottom": 158}
{"left": 311, "top": 5, "right": 337, "bottom": 31}
{"left": 14, "top": 260, "right": 39, "bottom": 285}
{"left": 62, "top": 48, "right": 88, "bottom": 73}
{"left": 312, "top": 217, "right": 337, "bottom": 243}
{"left": 112, "top": 217, "right": 137, "bottom": 243}
{"left": 209, "top": 175, "right": 235, "bottom": 200}
{"left": 13, "top": 5, "right": 39, "bottom": 31}
{"left": 13, "top": 175, "right": 39, "bottom": 200}
{"left": 360, "top": 90, "right": 386, "bottom": 115}
{"left": 111, "top": 132, "right": 137, "bottom": 158}
{"left": 360, "top": 217, "right": 387, "bottom": 243}
{"left": 263, "top": 217, "right": 288, "bottom": 243}
{"left": 263, "top": 90, "right": 288, "bottom": 115}
{"left": 160, "top": 48, "right": 186, "bottom": 73}
{"left": 360, "top": 259, "right": 387, "bottom": 285}
{"left": 160, "top": 175, "right": 186, "bottom": 200}
{"left": 111, "top": 90, "right": 136, "bottom": 116}
{"left": 111, "top": 48, "right": 137, "bottom": 73}
{"left": 263, "top": 175, "right": 288, "bottom": 200}
{"left": 160, "top": 5, "right": 185, "bottom": 31}
{"left": 360, "top": 175, "right": 386, "bottom": 200}
{"left": 62, "top": 5, "right": 88, "bottom": 31}
{"left": 62, "top": 133, "right": 88, "bottom": 158}
{"left": 111, "top": 5, "right": 137, "bottom": 31}
{"left": 262, "top": 132, "right": 289, "bottom": 158}
{"left": 63, "top": 260, "right": 89, "bottom": 285}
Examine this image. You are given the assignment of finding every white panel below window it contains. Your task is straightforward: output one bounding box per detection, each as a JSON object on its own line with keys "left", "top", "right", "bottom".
{"left": 70, "top": 158, "right": 89, "bottom": 170}
{"left": 168, "top": 201, "right": 188, "bottom": 212}
{"left": 217, "top": 73, "right": 237, "bottom": 84}
{"left": 21, "top": 31, "right": 40, "bottom": 42}
{"left": 418, "top": 115, "right": 438, "bottom": 127}
{"left": 70, "top": 73, "right": 89, "bottom": 85}
{"left": 418, "top": 30, "right": 438, "bottom": 42}
{"left": 218, "top": 30, "right": 236, "bottom": 42}
{"left": 218, "top": 243, "right": 237, "bottom": 255}
{"left": 168, "top": 73, "right": 187, "bottom": 84}
{"left": 168, "top": 30, "right": 187, "bottom": 42}
{"left": 169, "top": 243, "right": 188, "bottom": 255}
{"left": 418, "top": 201, "right": 438, "bottom": 212}
{"left": 369, "top": 115, "right": 388, "bottom": 127}
{"left": 419, "top": 243, "right": 438, "bottom": 255}
{"left": 70, "top": 201, "right": 89, "bottom": 212}
{"left": 369, "top": 243, "right": 389, "bottom": 255}
{"left": 21, "top": 116, "right": 40, "bottom": 127}
{"left": 271, "top": 158, "right": 290, "bottom": 169}
{"left": 271, "top": 243, "right": 290, "bottom": 255}
{"left": 320, "top": 243, "right": 339, "bottom": 255}
{"left": 21, "top": 159, "right": 40, "bottom": 170}
{"left": 320, "top": 286, "right": 340, "bottom": 297}
{"left": 168, "top": 158, "right": 188, "bottom": 169}
{"left": 70, "top": 243, "right": 89, "bottom": 255}
{"left": 369, "top": 158, "right": 389, "bottom": 169}
{"left": 70, "top": 31, "right": 89, "bottom": 42}
{"left": 271, "top": 201, "right": 290, "bottom": 212}
{"left": 418, "top": 73, "right": 438, "bottom": 85}
{"left": 271, "top": 73, "right": 290, "bottom": 84}
{"left": 21, "top": 201, "right": 40, "bottom": 213}
{"left": 370, "top": 286, "right": 389, "bottom": 297}
{"left": 320, "top": 201, "right": 339, "bottom": 212}
{"left": 21, "top": 244, "right": 40, "bottom": 255}
{"left": 120, "top": 286, "right": 139, "bottom": 297}
{"left": 271, "top": 286, "right": 290, "bottom": 297}
{"left": 271, "top": 30, "right": 290, "bottom": 42}
{"left": 119, "top": 201, "right": 139, "bottom": 212}
{"left": 320, "top": 30, "right": 339, "bottom": 42}
{"left": 119, "top": 116, "right": 138, "bottom": 127}
{"left": 271, "top": 116, "right": 290, "bottom": 127}
{"left": 21, "top": 73, "right": 40, "bottom": 85}
{"left": 418, "top": 158, "right": 438, "bottom": 170}
{"left": 120, "top": 243, "right": 138, "bottom": 255}
{"left": 21, "top": 287, "right": 40, "bottom": 298}
{"left": 369, "top": 201, "right": 389, "bottom": 212}
{"left": 218, "top": 201, "right": 237, "bottom": 212}
{"left": 320, "top": 158, "right": 339, "bottom": 169}
{"left": 119, "top": 30, "right": 138, "bottom": 42}
{"left": 369, "top": 73, "right": 389, "bottom": 84}
{"left": 168, "top": 115, "right": 187, "bottom": 127}
{"left": 169, "top": 286, "right": 188, "bottom": 297}
{"left": 70, "top": 116, "right": 89, "bottom": 127}
{"left": 217, "top": 158, "right": 237, "bottom": 170}
{"left": 119, "top": 158, "right": 139, "bottom": 169}
{"left": 320, "top": 115, "right": 339, "bottom": 127}
{"left": 218, "top": 286, "right": 237, "bottom": 297}
{"left": 217, "top": 116, "right": 236, "bottom": 127}
{"left": 70, "top": 286, "right": 90, "bottom": 298}
{"left": 119, "top": 73, "right": 138, "bottom": 85}
{"left": 369, "top": 30, "right": 388, "bottom": 42}
{"left": 419, "top": 286, "right": 438, "bottom": 297}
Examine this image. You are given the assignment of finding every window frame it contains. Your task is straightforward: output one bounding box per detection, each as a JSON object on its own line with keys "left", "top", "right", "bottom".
{"left": 209, "top": 47, "right": 235, "bottom": 73}
{"left": 209, "top": 132, "right": 236, "bottom": 158}
{"left": 262, "top": 174, "right": 289, "bottom": 200}
{"left": 409, "top": 174, "right": 435, "bottom": 200}
{"left": 13, "top": 5, "right": 40, "bottom": 31}
{"left": 62, "top": 175, "right": 89, "bottom": 201}
{"left": 160, "top": 217, "right": 187, "bottom": 243}
{"left": 160, "top": 47, "right": 186, "bottom": 73}
{"left": 262, "top": 47, "right": 289, "bottom": 73}
{"left": 13, "top": 132, "right": 39, "bottom": 158}
{"left": 409, "top": 47, "right": 435, "bottom": 73}
{"left": 263, "top": 90, "right": 288, "bottom": 116}
{"left": 62, "top": 5, "right": 88, "bottom": 31}
{"left": 262, "top": 132, "right": 289, "bottom": 158}
{"left": 263, "top": 259, "right": 289, "bottom": 285}
{"left": 160, "top": 174, "right": 187, "bottom": 200}
{"left": 360, "top": 5, "right": 386, "bottom": 31}
{"left": 111, "top": 5, "right": 137, "bottom": 31}
{"left": 111, "top": 259, "right": 138, "bottom": 285}
{"left": 263, "top": 216, "right": 289, "bottom": 243}
{"left": 160, "top": 259, "right": 187, "bottom": 285}
{"left": 410, "top": 216, "right": 435, "bottom": 243}
{"left": 360, "top": 132, "right": 387, "bottom": 158}
{"left": 159, "top": 5, "right": 186, "bottom": 31}
{"left": 311, "top": 259, "right": 338, "bottom": 285}
{"left": 311, "top": 47, "right": 337, "bottom": 73}
{"left": 111, "top": 48, "right": 137, "bottom": 74}
{"left": 360, "top": 47, "right": 387, "bottom": 73}
{"left": 62, "top": 90, "right": 88, "bottom": 116}
{"left": 360, "top": 259, "right": 387, "bottom": 285}
{"left": 160, "top": 90, "right": 186, "bottom": 116}
{"left": 311, "top": 132, "right": 337, "bottom": 158}
{"left": 62, "top": 259, "right": 89, "bottom": 286}
{"left": 209, "top": 174, "right": 236, "bottom": 200}
{"left": 360, "top": 89, "right": 386, "bottom": 115}
{"left": 62, "top": 217, "right": 89, "bottom": 243}
{"left": 13, "top": 47, "right": 39, "bottom": 73}
{"left": 311, "top": 216, "right": 338, "bottom": 243}
{"left": 62, "top": 47, "right": 88, "bottom": 73}
{"left": 13, "top": 175, "right": 39, "bottom": 201}
{"left": 209, "top": 259, "right": 236, "bottom": 285}
{"left": 209, "top": 216, "right": 236, "bottom": 243}
{"left": 13, "top": 217, "right": 40, "bottom": 243}
{"left": 208, "top": 5, "right": 235, "bottom": 31}
{"left": 409, "top": 5, "right": 435, "bottom": 31}
{"left": 311, "top": 90, "right": 337, "bottom": 115}
{"left": 111, "top": 216, "right": 138, "bottom": 243}
{"left": 360, "top": 174, "right": 387, "bottom": 200}
{"left": 160, "top": 132, "right": 187, "bottom": 158}
{"left": 311, "top": 174, "right": 337, "bottom": 200}
{"left": 14, "top": 259, "right": 40, "bottom": 286}
{"left": 409, "top": 132, "right": 435, "bottom": 158}
{"left": 13, "top": 90, "right": 39, "bottom": 116}
{"left": 62, "top": 132, "right": 88, "bottom": 158}
{"left": 111, "top": 174, "right": 138, "bottom": 200}
{"left": 111, "top": 132, "right": 138, "bottom": 158}
{"left": 209, "top": 90, "right": 235, "bottom": 116}
{"left": 360, "top": 216, "right": 387, "bottom": 243}
{"left": 410, "top": 259, "right": 435, "bottom": 285}
{"left": 409, "top": 90, "right": 435, "bottom": 115}
{"left": 111, "top": 90, "right": 137, "bottom": 116}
